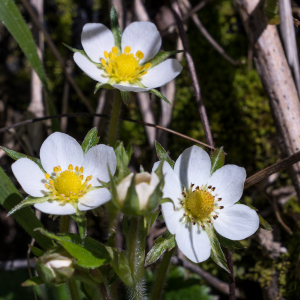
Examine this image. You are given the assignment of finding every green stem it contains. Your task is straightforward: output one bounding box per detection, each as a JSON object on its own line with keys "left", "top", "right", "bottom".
{"left": 108, "top": 90, "right": 122, "bottom": 146}
{"left": 60, "top": 215, "right": 70, "bottom": 233}
{"left": 125, "top": 216, "right": 146, "bottom": 300}
{"left": 150, "top": 248, "right": 175, "bottom": 300}
{"left": 68, "top": 279, "right": 81, "bottom": 300}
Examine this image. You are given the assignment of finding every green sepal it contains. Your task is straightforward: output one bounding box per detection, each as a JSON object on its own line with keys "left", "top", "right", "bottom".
{"left": 259, "top": 214, "right": 272, "bottom": 231}
{"left": 214, "top": 230, "right": 245, "bottom": 251}
{"left": 150, "top": 89, "right": 171, "bottom": 105}
{"left": 108, "top": 230, "right": 116, "bottom": 248}
{"left": 107, "top": 167, "right": 121, "bottom": 209}
{"left": 148, "top": 209, "right": 160, "bottom": 231}
{"left": 145, "top": 230, "right": 175, "bottom": 266}
{"left": 22, "top": 276, "right": 44, "bottom": 287}
{"left": 122, "top": 174, "right": 141, "bottom": 215}
{"left": 148, "top": 160, "right": 164, "bottom": 211}
{"left": 111, "top": 251, "right": 134, "bottom": 286}
{"left": 155, "top": 141, "right": 175, "bottom": 169}
{"left": 81, "top": 127, "right": 99, "bottom": 154}
{"left": 35, "top": 261, "right": 56, "bottom": 284}
{"left": 146, "top": 50, "right": 184, "bottom": 69}
{"left": 35, "top": 228, "right": 111, "bottom": 269}
{"left": 71, "top": 213, "right": 87, "bottom": 240}
{"left": 94, "top": 82, "right": 114, "bottom": 94}
{"left": 114, "top": 141, "right": 133, "bottom": 183}
{"left": 120, "top": 91, "right": 130, "bottom": 105}
{"left": 205, "top": 225, "right": 229, "bottom": 273}
{"left": 63, "top": 43, "right": 88, "bottom": 57}
{"left": 210, "top": 147, "right": 225, "bottom": 175}
{"left": 110, "top": 7, "right": 122, "bottom": 51}
{"left": 1, "top": 146, "right": 44, "bottom": 172}
{"left": 7, "top": 196, "right": 50, "bottom": 216}
{"left": 30, "top": 246, "right": 45, "bottom": 257}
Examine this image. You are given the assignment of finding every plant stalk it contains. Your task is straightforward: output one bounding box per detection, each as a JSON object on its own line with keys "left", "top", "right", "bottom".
{"left": 108, "top": 90, "right": 122, "bottom": 146}
{"left": 68, "top": 279, "right": 81, "bottom": 300}
{"left": 151, "top": 248, "right": 175, "bottom": 300}
{"left": 125, "top": 216, "right": 147, "bottom": 300}
{"left": 60, "top": 215, "right": 70, "bottom": 233}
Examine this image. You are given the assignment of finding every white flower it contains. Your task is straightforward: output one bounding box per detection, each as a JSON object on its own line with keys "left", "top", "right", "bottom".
{"left": 12, "top": 132, "right": 117, "bottom": 215}
{"left": 153, "top": 146, "right": 259, "bottom": 263}
{"left": 45, "top": 259, "right": 73, "bottom": 274}
{"left": 117, "top": 172, "right": 159, "bottom": 210}
{"left": 73, "top": 22, "right": 183, "bottom": 92}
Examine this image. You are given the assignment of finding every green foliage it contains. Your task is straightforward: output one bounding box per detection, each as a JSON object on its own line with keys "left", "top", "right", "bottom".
{"left": 155, "top": 141, "right": 175, "bottom": 169}
{"left": 210, "top": 147, "right": 225, "bottom": 175}
{"left": 81, "top": 127, "right": 100, "bottom": 154}
{"left": 147, "top": 50, "right": 184, "bottom": 68}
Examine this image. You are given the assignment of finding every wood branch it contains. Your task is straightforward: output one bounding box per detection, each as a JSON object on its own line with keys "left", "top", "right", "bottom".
{"left": 112, "top": 0, "right": 126, "bottom": 30}
{"left": 134, "top": 0, "right": 150, "bottom": 22}
{"left": 93, "top": 90, "right": 107, "bottom": 129}
{"left": 170, "top": 0, "right": 214, "bottom": 148}
{"left": 279, "top": 0, "right": 300, "bottom": 96}
{"left": 0, "top": 113, "right": 216, "bottom": 150}
{"left": 237, "top": 0, "right": 300, "bottom": 202}
{"left": 20, "top": 0, "right": 94, "bottom": 113}
{"left": 0, "top": 258, "right": 36, "bottom": 271}
{"left": 60, "top": 64, "right": 71, "bottom": 133}
{"left": 170, "top": 256, "right": 245, "bottom": 298}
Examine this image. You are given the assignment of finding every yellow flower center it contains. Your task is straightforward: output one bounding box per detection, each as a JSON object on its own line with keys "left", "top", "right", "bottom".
{"left": 180, "top": 184, "right": 223, "bottom": 227}
{"left": 186, "top": 190, "right": 215, "bottom": 220}
{"left": 44, "top": 165, "right": 93, "bottom": 202}
{"left": 100, "top": 46, "right": 151, "bottom": 84}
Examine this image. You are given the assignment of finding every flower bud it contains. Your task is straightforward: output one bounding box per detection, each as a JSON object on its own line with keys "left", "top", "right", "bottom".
{"left": 36, "top": 250, "right": 75, "bottom": 286}
{"left": 116, "top": 172, "right": 161, "bottom": 214}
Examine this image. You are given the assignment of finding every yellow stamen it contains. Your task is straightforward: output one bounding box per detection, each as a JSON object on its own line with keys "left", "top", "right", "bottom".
{"left": 104, "top": 51, "right": 109, "bottom": 58}
{"left": 124, "top": 46, "right": 131, "bottom": 53}
{"left": 68, "top": 164, "right": 73, "bottom": 171}
{"left": 75, "top": 166, "right": 79, "bottom": 172}
{"left": 101, "top": 58, "right": 106, "bottom": 66}
{"left": 79, "top": 167, "right": 84, "bottom": 173}
{"left": 136, "top": 51, "right": 144, "bottom": 60}
{"left": 112, "top": 46, "right": 119, "bottom": 54}
{"left": 45, "top": 184, "right": 50, "bottom": 189}
{"left": 45, "top": 173, "right": 50, "bottom": 180}
{"left": 144, "top": 62, "right": 151, "bottom": 69}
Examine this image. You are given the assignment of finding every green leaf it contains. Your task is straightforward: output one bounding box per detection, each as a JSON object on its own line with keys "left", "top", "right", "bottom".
{"left": 81, "top": 128, "right": 99, "bottom": 154}
{"left": 36, "top": 229, "right": 111, "bottom": 269}
{"left": 108, "top": 168, "right": 121, "bottom": 209}
{"left": 146, "top": 50, "right": 184, "bottom": 68}
{"left": 214, "top": 230, "right": 245, "bottom": 251}
{"left": 150, "top": 89, "right": 171, "bottom": 105}
{"left": 210, "top": 147, "right": 225, "bottom": 175}
{"left": 7, "top": 195, "right": 50, "bottom": 216}
{"left": 145, "top": 230, "right": 175, "bottom": 266}
{"left": 110, "top": 7, "right": 122, "bottom": 51}
{"left": 1, "top": 146, "right": 45, "bottom": 171}
{"left": 148, "top": 177, "right": 164, "bottom": 212}
{"left": 205, "top": 226, "right": 229, "bottom": 272}
{"left": 259, "top": 214, "right": 273, "bottom": 231}
{"left": 0, "top": 167, "right": 52, "bottom": 250}
{"left": 94, "top": 82, "right": 114, "bottom": 94}
{"left": 123, "top": 175, "right": 140, "bottom": 215}
{"left": 155, "top": 141, "right": 175, "bottom": 169}
{"left": 30, "top": 246, "right": 45, "bottom": 257}
{"left": 114, "top": 141, "right": 132, "bottom": 183}
{"left": 120, "top": 91, "right": 130, "bottom": 105}
{"left": 22, "top": 276, "right": 44, "bottom": 287}
{"left": 0, "top": 0, "right": 59, "bottom": 131}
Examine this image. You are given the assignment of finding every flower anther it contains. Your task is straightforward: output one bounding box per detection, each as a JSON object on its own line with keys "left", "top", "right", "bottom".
{"left": 44, "top": 164, "right": 93, "bottom": 202}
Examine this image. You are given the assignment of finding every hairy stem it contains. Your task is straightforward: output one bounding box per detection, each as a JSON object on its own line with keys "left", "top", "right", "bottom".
{"left": 108, "top": 90, "right": 122, "bottom": 146}
{"left": 68, "top": 279, "right": 81, "bottom": 300}
{"left": 125, "top": 216, "right": 147, "bottom": 300}
{"left": 151, "top": 248, "right": 175, "bottom": 300}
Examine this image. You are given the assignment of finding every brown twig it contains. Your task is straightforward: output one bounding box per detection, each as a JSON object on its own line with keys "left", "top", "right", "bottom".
{"left": 170, "top": 0, "right": 214, "bottom": 148}
{"left": 170, "top": 256, "right": 245, "bottom": 298}
{"left": 244, "top": 150, "right": 300, "bottom": 190}
{"left": 20, "top": 0, "right": 94, "bottom": 113}
{"left": 0, "top": 113, "right": 217, "bottom": 151}
{"left": 227, "top": 250, "right": 236, "bottom": 300}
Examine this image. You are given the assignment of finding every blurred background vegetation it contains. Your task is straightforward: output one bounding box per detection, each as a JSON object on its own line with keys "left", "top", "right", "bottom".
{"left": 1, "top": 0, "right": 300, "bottom": 299}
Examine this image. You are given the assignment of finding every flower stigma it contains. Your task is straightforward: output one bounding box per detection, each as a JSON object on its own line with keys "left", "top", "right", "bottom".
{"left": 44, "top": 165, "right": 92, "bottom": 202}
{"left": 100, "top": 46, "right": 151, "bottom": 84}
{"left": 180, "top": 184, "right": 223, "bottom": 227}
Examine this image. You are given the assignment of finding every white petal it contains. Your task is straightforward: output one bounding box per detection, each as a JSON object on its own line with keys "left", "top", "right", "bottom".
{"left": 112, "top": 83, "right": 149, "bottom": 92}
{"left": 117, "top": 173, "right": 134, "bottom": 204}
{"left": 136, "top": 182, "right": 155, "bottom": 210}
{"left": 153, "top": 161, "right": 182, "bottom": 208}
{"left": 214, "top": 204, "right": 259, "bottom": 240}
{"left": 161, "top": 202, "right": 183, "bottom": 234}
{"left": 78, "top": 188, "right": 111, "bottom": 211}
{"left": 174, "top": 146, "right": 211, "bottom": 189}
{"left": 34, "top": 201, "right": 76, "bottom": 215}
{"left": 12, "top": 158, "right": 48, "bottom": 197}
{"left": 74, "top": 53, "right": 108, "bottom": 83}
{"left": 207, "top": 165, "right": 246, "bottom": 207}
{"left": 141, "top": 59, "right": 182, "bottom": 89}
{"left": 81, "top": 23, "right": 114, "bottom": 63}
{"left": 121, "top": 22, "right": 161, "bottom": 64}
{"left": 150, "top": 172, "right": 160, "bottom": 188}
{"left": 175, "top": 222, "right": 211, "bottom": 263}
{"left": 82, "top": 145, "right": 117, "bottom": 186}
{"left": 40, "top": 132, "right": 83, "bottom": 175}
